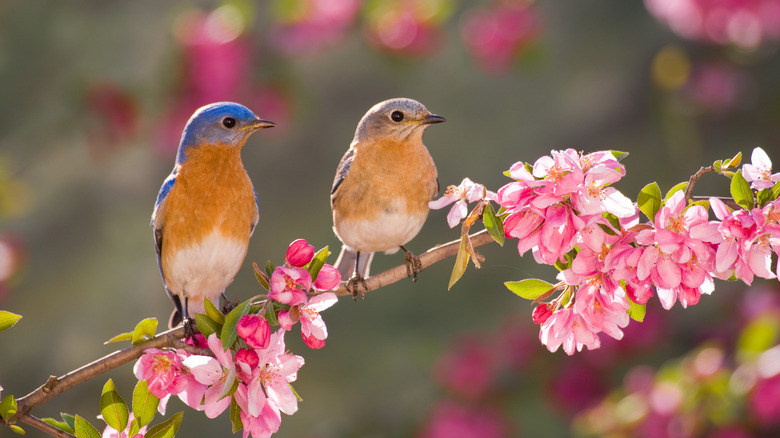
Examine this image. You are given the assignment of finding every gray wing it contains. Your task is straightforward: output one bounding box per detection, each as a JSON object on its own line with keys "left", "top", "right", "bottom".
{"left": 151, "top": 170, "right": 184, "bottom": 326}
{"left": 331, "top": 147, "right": 355, "bottom": 201}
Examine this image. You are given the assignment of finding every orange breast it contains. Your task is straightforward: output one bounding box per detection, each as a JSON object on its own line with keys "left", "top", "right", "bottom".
{"left": 159, "top": 143, "right": 259, "bottom": 261}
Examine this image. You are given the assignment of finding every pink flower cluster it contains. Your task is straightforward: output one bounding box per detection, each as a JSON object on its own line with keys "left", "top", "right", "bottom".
{"left": 133, "top": 239, "right": 340, "bottom": 437}
{"left": 270, "top": 0, "right": 361, "bottom": 55}
{"left": 645, "top": 0, "right": 780, "bottom": 49}
{"left": 492, "top": 148, "right": 780, "bottom": 355}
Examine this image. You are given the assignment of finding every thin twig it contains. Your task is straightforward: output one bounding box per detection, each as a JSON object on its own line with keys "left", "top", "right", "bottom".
{"left": 17, "top": 414, "right": 75, "bottom": 438}
{"left": 332, "top": 229, "right": 496, "bottom": 297}
{"left": 684, "top": 166, "right": 715, "bottom": 203}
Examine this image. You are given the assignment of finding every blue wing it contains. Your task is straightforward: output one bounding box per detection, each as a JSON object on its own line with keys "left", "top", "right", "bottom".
{"left": 151, "top": 168, "right": 184, "bottom": 326}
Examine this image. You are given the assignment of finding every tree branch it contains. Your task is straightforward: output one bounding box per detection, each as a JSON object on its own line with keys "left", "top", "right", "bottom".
{"left": 12, "top": 327, "right": 186, "bottom": 424}
{"left": 18, "top": 414, "right": 75, "bottom": 438}
{"left": 332, "top": 229, "right": 496, "bottom": 297}
{"left": 684, "top": 166, "right": 715, "bottom": 203}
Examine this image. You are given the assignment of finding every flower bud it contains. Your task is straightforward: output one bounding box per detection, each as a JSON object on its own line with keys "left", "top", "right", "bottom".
{"left": 314, "top": 264, "right": 341, "bottom": 291}
{"left": 236, "top": 314, "right": 271, "bottom": 350}
{"left": 285, "top": 239, "right": 315, "bottom": 267}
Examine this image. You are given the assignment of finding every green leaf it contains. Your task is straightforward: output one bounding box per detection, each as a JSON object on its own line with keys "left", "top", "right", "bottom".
{"left": 62, "top": 413, "right": 76, "bottom": 431}
{"left": 482, "top": 203, "right": 505, "bottom": 246}
{"left": 504, "top": 279, "right": 555, "bottom": 300}
{"left": 128, "top": 419, "right": 141, "bottom": 438}
{"left": 131, "top": 318, "right": 158, "bottom": 345}
{"left": 712, "top": 159, "right": 722, "bottom": 172}
{"left": 722, "top": 151, "right": 742, "bottom": 169}
{"left": 730, "top": 169, "right": 754, "bottom": 210}
{"left": 10, "top": 424, "right": 25, "bottom": 435}
{"left": 757, "top": 181, "right": 780, "bottom": 207}
{"left": 229, "top": 398, "right": 242, "bottom": 434}
{"left": 41, "top": 417, "right": 74, "bottom": 434}
{"left": 308, "top": 246, "right": 330, "bottom": 280}
{"left": 664, "top": 181, "right": 688, "bottom": 202}
{"left": 264, "top": 302, "right": 279, "bottom": 327}
{"left": 204, "top": 299, "right": 225, "bottom": 326}
{"left": 74, "top": 415, "right": 102, "bottom": 438}
{"left": 132, "top": 380, "right": 159, "bottom": 427}
{"left": 104, "top": 332, "right": 133, "bottom": 344}
{"left": 0, "top": 311, "right": 22, "bottom": 332}
{"left": 193, "top": 313, "right": 221, "bottom": 339}
{"left": 637, "top": 182, "right": 661, "bottom": 223}
{"left": 221, "top": 299, "right": 252, "bottom": 350}
{"left": 602, "top": 212, "right": 621, "bottom": 232}
{"left": 0, "top": 393, "right": 17, "bottom": 420}
{"left": 253, "top": 263, "right": 270, "bottom": 290}
{"left": 447, "top": 237, "right": 470, "bottom": 290}
{"left": 100, "top": 379, "right": 129, "bottom": 433}
{"left": 737, "top": 313, "right": 780, "bottom": 360}
{"left": 264, "top": 260, "right": 275, "bottom": 279}
{"left": 627, "top": 296, "right": 646, "bottom": 322}
{"left": 610, "top": 150, "right": 630, "bottom": 162}
{"left": 769, "top": 181, "right": 780, "bottom": 202}
{"left": 145, "top": 411, "right": 183, "bottom": 438}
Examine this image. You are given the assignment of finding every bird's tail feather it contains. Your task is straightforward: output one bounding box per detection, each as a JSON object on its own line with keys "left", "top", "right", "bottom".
{"left": 335, "top": 247, "right": 374, "bottom": 279}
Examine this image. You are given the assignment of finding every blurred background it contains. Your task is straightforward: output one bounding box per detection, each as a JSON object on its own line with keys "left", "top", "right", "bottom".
{"left": 2, "top": 0, "right": 780, "bottom": 437}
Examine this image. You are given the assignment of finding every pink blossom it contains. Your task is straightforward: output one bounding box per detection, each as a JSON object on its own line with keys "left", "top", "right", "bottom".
{"left": 237, "top": 314, "right": 271, "bottom": 350}
{"left": 532, "top": 304, "right": 552, "bottom": 324}
{"left": 285, "top": 239, "right": 315, "bottom": 268}
{"left": 299, "top": 293, "right": 337, "bottom": 349}
{"left": 270, "top": 0, "right": 360, "bottom": 55}
{"left": 313, "top": 264, "right": 341, "bottom": 291}
{"left": 246, "top": 330, "right": 305, "bottom": 416}
{"left": 419, "top": 401, "right": 509, "bottom": 438}
{"left": 233, "top": 384, "right": 282, "bottom": 438}
{"left": 268, "top": 266, "right": 311, "bottom": 306}
{"left": 429, "top": 177, "right": 495, "bottom": 228}
{"left": 236, "top": 348, "right": 259, "bottom": 370}
{"left": 101, "top": 414, "right": 146, "bottom": 438}
{"left": 181, "top": 333, "right": 236, "bottom": 418}
{"left": 539, "top": 307, "right": 600, "bottom": 355}
{"left": 133, "top": 348, "right": 190, "bottom": 400}
{"left": 742, "top": 147, "right": 780, "bottom": 190}
{"left": 433, "top": 335, "right": 496, "bottom": 400}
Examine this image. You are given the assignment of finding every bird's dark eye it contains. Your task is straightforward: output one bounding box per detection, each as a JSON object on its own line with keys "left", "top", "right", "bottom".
{"left": 222, "top": 117, "right": 237, "bottom": 128}
{"left": 390, "top": 111, "right": 404, "bottom": 122}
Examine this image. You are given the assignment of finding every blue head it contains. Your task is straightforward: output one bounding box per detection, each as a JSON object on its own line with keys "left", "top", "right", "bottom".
{"left": 176, "top": 102, "right": 275, "bottom": 163}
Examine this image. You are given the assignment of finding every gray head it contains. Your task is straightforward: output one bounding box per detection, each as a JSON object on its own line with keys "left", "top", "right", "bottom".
{"left": 176, "top": 102, "right": 275, "bottom": 163}
{"left": 353, "top": 98, "right": 445, "bottom": 144}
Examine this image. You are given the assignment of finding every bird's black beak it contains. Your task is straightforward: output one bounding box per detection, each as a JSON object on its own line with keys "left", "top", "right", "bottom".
{"left": 422, "top": 113, "right": 446, "bottom": 125}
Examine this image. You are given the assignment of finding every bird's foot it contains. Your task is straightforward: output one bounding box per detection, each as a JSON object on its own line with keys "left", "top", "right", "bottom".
{"left": 346, "top": 274, "right": 368, "bottom": 301}
{"left": 221, "top": 294, "right": 238, "bottom": 315}
{"left": 401, "top": 246, "right": 422, "bottom": 282}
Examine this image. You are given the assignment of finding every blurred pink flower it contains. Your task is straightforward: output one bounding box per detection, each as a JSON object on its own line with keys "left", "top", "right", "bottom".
{"left": 364, "top": 0, "right": 449, "bottom": 56}
{"left": 285, "top": 239, "right": 315, "bottom": 268}
{"left": 271, "top": 0, "right": 361, "bottom": 54}
{"left": 269, "top": 266, "right": 311, "bottom": 306}
{"left": 434, "top": 335, "right": 496, "bottom": 400}
{"left": 418, "top": 401, "right": 509, "bottom": 438}
{"left": 237, "top": 314, "right": 271, "bottom": 350}
{"left": 461, "top": 2, "right": 540, "bottom": 74}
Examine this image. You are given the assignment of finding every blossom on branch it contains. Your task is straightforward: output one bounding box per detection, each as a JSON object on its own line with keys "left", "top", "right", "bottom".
{"left": 429, "top": 177, "right": 494, "bottom": 228}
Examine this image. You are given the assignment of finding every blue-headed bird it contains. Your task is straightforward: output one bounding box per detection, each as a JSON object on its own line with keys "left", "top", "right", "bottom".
{"left": 152, "top": 102, "right": 275, "bottom": 327}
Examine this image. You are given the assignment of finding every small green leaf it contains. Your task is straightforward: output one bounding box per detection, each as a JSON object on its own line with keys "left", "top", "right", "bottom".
{"left": 769, "top": 181, "right": 780, "bottom": 202}
{"left": 132, "top": 380, "right": 159, "bottom": 427}
{"left": 737, "top": 313, "right": 780, "bottom": 360}
{"left": 0, "top": 394, "right": 17, "bottom": 420}
{"left": 253, "top": 263, "right": 270, "bottom": 290}
{"left": 730, "top": 169, "right": 754, "bottom": 210}
{"left": 41, "top": 417, "right": 74, "bottom": 434}
{"left": 204, "top": 299, "right": 225, "bottom": 326}
{"left": 74, "top": 415, "right": 102, "bottom": 438}
{"left": 308, "top": 246, "right": 330, "bottom": 280}
{"left": 128, "top": 419, "right": 141, "bottom": 438}
{"left": 602, "top": 212, "right": 621, "bottom": 232}
{"left": 100, "top": 379, "right": 129, "bottom": 433}
{"left": 627, "top": 297, "right": 646, "bottom": 322}
{"left": 264, "top": 260, "right": 275, "bottom": 278}
{"left": 264, "top": 303, "right": 279, "bottom": 327}
{"left": 723, "top": 151, "right": 742, "bottom": 169}
{"left": 144, "top": 411, "right": 183, "bottom": 438}
{"left": 610, "top": 150, "right": 630, "bottom": 161}
{"left": 690, "top": 199, "right": 710, "bottom": 211}
{"left": 62, "top": 413, "right": 76, "bottom": 431}
{"left": 447, "top": 237, "right": 470, "bottom": 290}
{"left": 757, "top": 181, "right": 780, "bottom": 207}
{"left": 482, "top": 203, "right": 505, "bottom": 246}
{"left": 0, "top": 311, "right": 22, "bottom": 332}
{"left": 502, "top": 170, "right": 512, "bottom": 177}
{"left": 664, "top": 181, "right": 688, "bottom": 202}
{"left": 131, "top": 318, "right": 158, "bottom": 345}
{"left": 637, "top": 182, "right": 662, "bottom": 223}
{"left": 104, "top": 332, "right": 133, "bottom": 344}
{"left": 712, "top": 159, "right": 723, "bottom": 172}
{"left": 221, "top": 299, "right": 252, "bottom": 350}
{"left": 193, "top": 313, "right": 220, "bottom": 339}
{"left": 10, "top": 424, "right": 25, "bottom": 435}
{"left": 229, "top": 398, "right": 243, "bottom": 434}
{"left": 504, "top": 279, "right": 555, "bottom": 300}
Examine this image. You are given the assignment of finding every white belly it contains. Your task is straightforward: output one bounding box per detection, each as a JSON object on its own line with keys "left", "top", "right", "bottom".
{"left": 165, "top": 230, "right": 248, "bottom": 315}
{"left": 336, "top": 204, "right": 428, "bottom": 254}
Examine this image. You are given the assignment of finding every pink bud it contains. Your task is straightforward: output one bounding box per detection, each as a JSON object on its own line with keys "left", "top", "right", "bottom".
{"left": 236, "top": 348, "right": 259, "bottom": 369}
{"left": 285, "top": 239, "right": 315, "bottom": 267}
{"left": 302, "top": 331, "right": 326, "bottom": 349}
{"left": 532, "top": 304, "right": 552, "bottom": 325}
{"left": 314, "top": 264, "right": 342, "bottom": 291}
{"left": 236, "top": 314, "right": 271, "bottom": 350}
{"left": 277, "top": 308, "right": 300, "bottom": 331}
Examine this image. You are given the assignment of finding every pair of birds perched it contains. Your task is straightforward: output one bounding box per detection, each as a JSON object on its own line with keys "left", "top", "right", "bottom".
{"left": 151, "top": 98, "right": 445, "bottom": 327}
